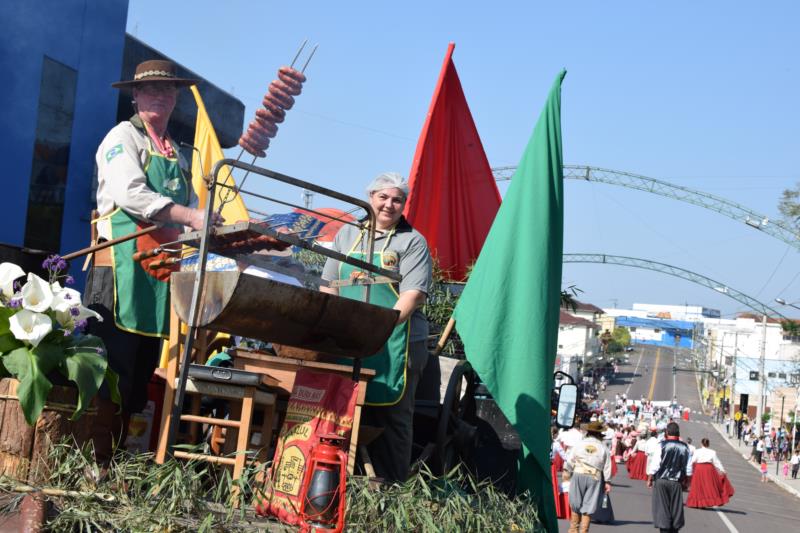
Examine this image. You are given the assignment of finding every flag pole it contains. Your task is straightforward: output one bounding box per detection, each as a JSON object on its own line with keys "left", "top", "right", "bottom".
{"left": 433, "top": 316, "right": 456, "bottom": 356}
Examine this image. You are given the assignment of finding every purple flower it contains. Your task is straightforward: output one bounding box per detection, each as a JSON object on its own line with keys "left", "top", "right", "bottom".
{"left": 13, "top": 280, "right": 21, "bottom": 291}
{"left": 64, "top": 275, "right": 74, "bottom": 285}
{"left": 42, "top": 254, "right": 67, "bottom": 273}
{"left": 74, "top": 319, "right": 88, "bottom": 332}
{"left": 69, "top": 307, "right": 80, "bottom": 317}
{"left": 7, "top": 298, "right": 21, "bottom": 309}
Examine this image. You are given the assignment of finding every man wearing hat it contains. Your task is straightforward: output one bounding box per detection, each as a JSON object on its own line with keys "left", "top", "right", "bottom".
{"left": 564, "top": 420, "right": 612, "bottom": 532}
{"left": 86, "top": 60, "right": 219, "bottom": 461}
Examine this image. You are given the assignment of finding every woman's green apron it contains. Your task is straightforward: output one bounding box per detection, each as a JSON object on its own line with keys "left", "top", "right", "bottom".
{"left": 338, "top": 228, "right": 410, "bottom": 406}
{"left": 97, "top": 141, "right": 189, "bottom": 338}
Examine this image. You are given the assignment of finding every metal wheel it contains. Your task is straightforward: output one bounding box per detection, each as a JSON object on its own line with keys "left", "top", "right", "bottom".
{"left": 433, "top": 360, "right": 477, "bottom": 475}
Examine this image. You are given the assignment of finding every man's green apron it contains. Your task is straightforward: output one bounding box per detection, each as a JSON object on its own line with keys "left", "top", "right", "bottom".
{"left": 338, "top": 227, "right": 410, "bottom": 406}
{"left": 99, "top": 141, "right": 189, "bottom": 337}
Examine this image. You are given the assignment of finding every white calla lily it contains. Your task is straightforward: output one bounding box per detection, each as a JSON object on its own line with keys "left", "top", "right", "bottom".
{"left": 8, "top": 309, "right": 52, "bottom": 347}
{"left": 51, "top": 286, "right": 82, "bottom": 313}
{"left": 21, "top": 273, "right": 54, "bottom": 313}
{"left": 74, "top": 304, "right": 102, "bottom": 323}
{"left": 54, "top": 309, "right": 73, "bottom": 330}
{"left": 0, "top": 262, "right": 25, "bottom": 299}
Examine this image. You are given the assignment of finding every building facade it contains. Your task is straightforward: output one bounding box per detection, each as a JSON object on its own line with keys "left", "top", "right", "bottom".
{"left": 0, "top": 1, "right": 244, "bottom": 286}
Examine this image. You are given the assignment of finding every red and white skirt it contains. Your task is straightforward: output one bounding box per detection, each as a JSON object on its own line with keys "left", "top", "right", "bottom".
{"left": 627, "top": 451, "right": 648, "bottom": 480}
{"left": 687, "top": 463, "right": 731, "bottom": 508}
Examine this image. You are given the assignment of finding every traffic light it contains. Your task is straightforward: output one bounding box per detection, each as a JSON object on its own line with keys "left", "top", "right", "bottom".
{"left": 672, "top": 366, "right": 677, "bottom": 375}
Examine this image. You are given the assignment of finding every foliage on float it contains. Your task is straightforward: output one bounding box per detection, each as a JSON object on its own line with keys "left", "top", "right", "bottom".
{"left": 6, "top": 443, "right": 542, "bottom": 532}
{"left": 0, "top": 257, "right": 119, "bottom": 424}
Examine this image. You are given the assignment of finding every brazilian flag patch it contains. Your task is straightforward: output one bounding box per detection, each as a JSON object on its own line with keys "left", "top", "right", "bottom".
{"left": 105, "top": 144, "right": 124, "bottom": 162}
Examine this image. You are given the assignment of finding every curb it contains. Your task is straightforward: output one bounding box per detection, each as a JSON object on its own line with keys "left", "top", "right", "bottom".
{"left": 691, "top": 370, "right": 800, "bottom": 500}
{"left": 708, "top": 421, "right": 800, "bottom": 500}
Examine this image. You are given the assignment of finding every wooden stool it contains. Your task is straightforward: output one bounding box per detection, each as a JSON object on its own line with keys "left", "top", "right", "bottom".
{"left": 156, "top": 310, "right": 278, "bottom": 485}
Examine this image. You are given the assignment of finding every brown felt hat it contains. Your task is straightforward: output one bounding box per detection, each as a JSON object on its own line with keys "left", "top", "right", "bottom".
{"left": 112, "top": 60, "right": 199, "bottom": 89}
{"left": 583, "top": 420, "right": 607, "bottom": 433}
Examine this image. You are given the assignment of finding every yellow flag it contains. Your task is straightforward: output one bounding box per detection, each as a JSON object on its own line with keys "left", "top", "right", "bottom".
{"left": 189, "top": 85, "right": 249, "bottom": 221}
{"left": 160, "top": 87, "right": 243, "bottom": 368}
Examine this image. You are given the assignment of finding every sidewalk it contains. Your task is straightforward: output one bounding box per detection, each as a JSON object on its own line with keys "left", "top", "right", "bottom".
{"left": 708, "top": 421, "right": 800, "bottom": 499}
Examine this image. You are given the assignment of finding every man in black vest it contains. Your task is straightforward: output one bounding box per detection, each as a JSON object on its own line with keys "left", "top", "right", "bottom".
{"left": 646, "top": 421, "right": 691, "bottom": 533}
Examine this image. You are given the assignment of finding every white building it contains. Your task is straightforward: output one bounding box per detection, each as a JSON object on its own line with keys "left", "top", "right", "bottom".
{"left": 556, "top": 310, "right": 600, "bottom": 373}
{"left": 632, "top": 303, "right": 721, "bottom": 321}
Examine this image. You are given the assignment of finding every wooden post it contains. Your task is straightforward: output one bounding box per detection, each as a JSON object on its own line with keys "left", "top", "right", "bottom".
{"left": 433, "top": 317, "right": 456, "bottom": 356}
{"left": 156, "top": 307, "right": 181, "bottom": 464}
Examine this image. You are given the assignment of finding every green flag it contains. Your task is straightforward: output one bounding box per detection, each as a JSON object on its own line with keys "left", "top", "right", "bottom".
{"left": 453, "top": 70, "right": 565, "bottom": 532}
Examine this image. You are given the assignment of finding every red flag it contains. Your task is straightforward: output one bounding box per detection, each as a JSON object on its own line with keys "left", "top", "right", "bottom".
{"left": 404, "top": 42, "right": 501, "bottom": 281}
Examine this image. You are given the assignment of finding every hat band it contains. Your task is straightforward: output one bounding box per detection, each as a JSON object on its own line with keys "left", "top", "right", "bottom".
{"left": 134, "top": 70, "right": 176, "bottom": 81}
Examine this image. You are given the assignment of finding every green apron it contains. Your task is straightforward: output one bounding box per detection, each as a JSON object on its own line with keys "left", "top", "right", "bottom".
{"left": 338, "top": 227, "right": 410, "bottom": 406}
{"left": 99, "top": 140, "right": 190, "bottom": 337}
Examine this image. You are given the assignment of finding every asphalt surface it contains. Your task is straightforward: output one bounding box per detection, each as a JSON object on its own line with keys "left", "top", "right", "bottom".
{"left": 557, "top": 344, "right": 800, "bottom": 532}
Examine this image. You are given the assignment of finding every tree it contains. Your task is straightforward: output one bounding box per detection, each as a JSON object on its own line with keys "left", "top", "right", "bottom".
{"left": 612, "top": 326, "right": 631, "bottom": 346}
{"left": 607, "top": 326, "right": 631, "bottom": 354}
{"left": 778, "top": 183, "right": 800, "bottom": 226}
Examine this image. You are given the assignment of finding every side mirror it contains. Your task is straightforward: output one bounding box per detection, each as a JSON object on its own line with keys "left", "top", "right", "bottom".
{"left": 555, "top": 383, "right": 578, "bottom": 429}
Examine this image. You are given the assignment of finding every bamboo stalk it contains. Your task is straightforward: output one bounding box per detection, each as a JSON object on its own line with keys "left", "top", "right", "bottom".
{"left": 8, "top": 484, "right": 115, "bottom": 502}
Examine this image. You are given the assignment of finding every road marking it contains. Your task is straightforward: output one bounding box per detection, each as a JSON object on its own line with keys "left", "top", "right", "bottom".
{"left": 648, "top": 347, "right": 660, "bottom": 400}
{"left": 715, "top": 508, "right": 739, "bottom": 533}
{"left": 672, "top": 348, "right": 677, "bottom": 399}
{"left": 625, "top": 347, "right": 645, "bottom": 396}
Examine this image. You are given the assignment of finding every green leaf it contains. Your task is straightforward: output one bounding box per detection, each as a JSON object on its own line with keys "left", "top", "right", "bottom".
{"left": 0, "top": 332, "right": 22, "bottom": 354}
{"left": 61, "top": 334, "right": 117, "bottom": 420}
{"left": 104, "top": 366, "right": 122, "bottom": 408}
{"left": 62, "top": 351, "right": 106, "bottom": 420}
{"left": 0, "top": 308, "right": 23, "bottom": 353}
{"left": 31, "top": 341, "right": 68, "bottom": 375}
{"left": 2, "top": 346, "right": 53, "bottom": 425}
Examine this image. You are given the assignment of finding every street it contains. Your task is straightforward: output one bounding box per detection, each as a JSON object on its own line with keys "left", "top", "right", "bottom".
{"left": 558, "top": 344, "right": 800, "bottom": 532}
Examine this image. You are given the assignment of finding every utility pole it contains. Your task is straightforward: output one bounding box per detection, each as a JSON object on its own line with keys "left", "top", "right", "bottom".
{"left": 302, "top": 189, "right": 314, "bottom": 209}
{"left": 776, "top": 395, "right": 785, "bottom": 475}
{"left": 756, "top": 314, "right": 767, "bottom": 435}
{"left": 730, "top": 331, "right": 738, "bottom": 433}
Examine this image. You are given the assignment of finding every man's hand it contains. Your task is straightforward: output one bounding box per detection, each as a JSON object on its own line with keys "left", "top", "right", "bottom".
{"left": 154, "top": 203, "right": 224, "bottom": 230}
{"left": 646, "top": 476, "right": 653, "bottom": 489}
{"left": 604, "top": 482, "right": 611, "bottom": 493}
{"left": 187, "top": 208, "right": 224, "bottom": 230}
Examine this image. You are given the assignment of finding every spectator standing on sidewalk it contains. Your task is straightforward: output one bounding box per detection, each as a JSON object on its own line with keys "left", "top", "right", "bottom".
{"left": 755, "top": 437, "right": 765, "bottom": 464}
{"left": 765, "top": 433, "right": 773, "bottom": 460}
{"left": 790, "top": 449, "right": 800, "bottom": 479}
{"left": 760, "top": 459, "right": 768, "bottom": 483}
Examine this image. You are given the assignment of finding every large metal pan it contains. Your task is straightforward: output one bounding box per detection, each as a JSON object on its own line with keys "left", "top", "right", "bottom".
{"left": 170, "top": 271, "right": 398, "bottom": 359}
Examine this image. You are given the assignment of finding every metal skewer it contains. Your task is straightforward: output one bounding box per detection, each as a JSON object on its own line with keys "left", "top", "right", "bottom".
{"left": 217, "top": 40, "right": 318, "bottom": 215}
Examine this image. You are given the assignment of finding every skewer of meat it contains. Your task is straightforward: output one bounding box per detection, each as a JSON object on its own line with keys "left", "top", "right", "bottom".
{"left": 238, "top": 56, "right": 312, "bottom": 157}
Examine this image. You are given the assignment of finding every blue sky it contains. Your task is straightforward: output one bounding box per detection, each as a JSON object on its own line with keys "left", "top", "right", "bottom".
{"left": 127, "top": 0, "right": 800, "bottom": 317}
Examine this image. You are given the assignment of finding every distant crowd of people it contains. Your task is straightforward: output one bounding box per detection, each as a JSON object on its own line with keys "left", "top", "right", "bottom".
{"left": 551, "top": 392, "right": 734, "bottom": 532}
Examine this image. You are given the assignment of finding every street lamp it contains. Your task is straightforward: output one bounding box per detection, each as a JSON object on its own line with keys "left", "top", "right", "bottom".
{"left": 775, "top": 298, "right": 800, "bottom": 311}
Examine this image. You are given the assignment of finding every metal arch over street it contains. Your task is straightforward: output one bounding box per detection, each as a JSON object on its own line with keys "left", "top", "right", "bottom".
{"left": 492, "top": 165, "right": 800, "bottom": 250}
{"left": 563, "top": 253, "right": 786, "bottom": 318}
